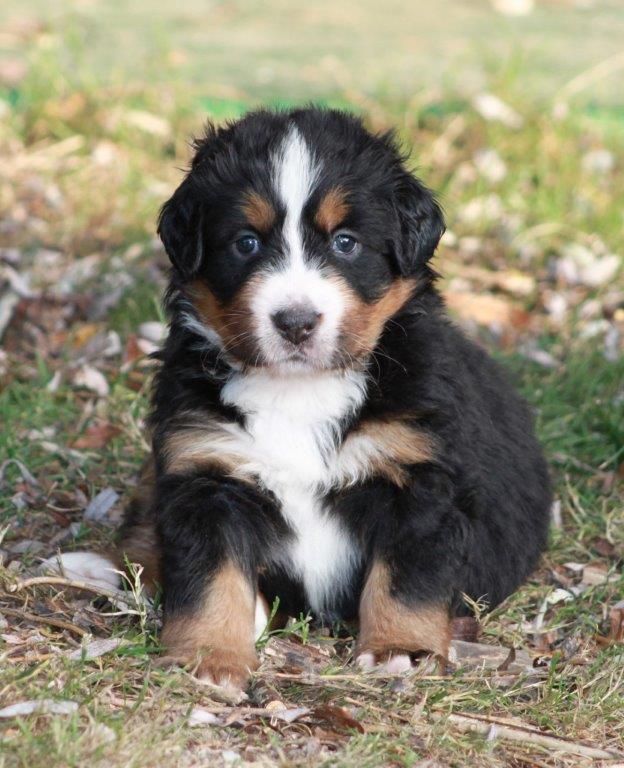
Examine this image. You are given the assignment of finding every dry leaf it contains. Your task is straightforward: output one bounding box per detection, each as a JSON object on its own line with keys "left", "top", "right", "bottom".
{"left": 73, "top": 365, "right": 109, "bottom": 397}
{"left": 68, "top": 637, "right": 123, "bottom": 661}
{"left": 445, "top": 291, "right": 531, "bottom": 331}
{"left": 581, "top": 563, "right": 616, "bottom": 587}
{"left": 0, "top": 700, "right": 78, "bottom": 718}
{"left": 188, "top": 707, "right": 221, "bottom": 727}
{"left": 72, "top": 422, "right": 121, "bottom": 450}
{"left": 313, "top": 705, "right": 365, "bottom": 733}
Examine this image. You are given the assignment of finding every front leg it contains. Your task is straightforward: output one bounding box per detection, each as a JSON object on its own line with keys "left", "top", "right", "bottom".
{"left": 156, "top": 474, "right": 282, "bottom": 690}
{"left": 356, "top": 467, "right": 466, "bottom": 667}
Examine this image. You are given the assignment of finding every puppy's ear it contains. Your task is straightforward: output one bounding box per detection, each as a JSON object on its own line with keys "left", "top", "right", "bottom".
{"left": 157, "top": 179, "right": 202, "bottom": 278}
{"left": 157, "top": 123, "right": 222, "bottom": 277}
{"left": 392, "top": 174, "right": 445, "bottom": 276}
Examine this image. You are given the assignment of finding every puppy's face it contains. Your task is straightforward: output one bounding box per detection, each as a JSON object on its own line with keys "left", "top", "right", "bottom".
{"left": 159, "top": 109, "right": 444, "bottom": 371}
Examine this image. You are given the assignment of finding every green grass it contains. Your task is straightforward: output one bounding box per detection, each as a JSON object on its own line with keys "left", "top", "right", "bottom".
{"left": 1, "top": 2, "right": 624, "bottom": 766}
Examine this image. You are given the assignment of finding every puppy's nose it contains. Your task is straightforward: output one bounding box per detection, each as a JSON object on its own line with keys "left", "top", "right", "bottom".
{"left": 271, "top": 307, "right": 322, "bottom": 345}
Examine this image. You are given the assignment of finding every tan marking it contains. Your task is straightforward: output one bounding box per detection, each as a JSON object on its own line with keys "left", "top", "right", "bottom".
{"left": 160, "top": 411, "right": 257, "bottom": 482}
{"left": 358, "top": 561, "right": 451, "bottom": 659}
{"left": 187, "top": 277, "right": 260, "bottom": 359}
{"left": 115, "top": 457, "right": 160, "bottom": 594}
{"left": 315, "top": 187, "right": 350, "bottom": 232}
{"left": 339, "top": 419, "right": 437, "bottom": 487}
{"left": 161, "top": 561, "right": 258, "bottom": 689}
{"left": 333, "top": 276, "right": 417, "bottom": 358}
{"left": 242, "top": 191, "right": 276, "bottom": 233}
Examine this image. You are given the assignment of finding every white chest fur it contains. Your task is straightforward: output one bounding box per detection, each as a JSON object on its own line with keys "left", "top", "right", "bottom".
{"left": 220, "top": 369, "right": 367, "bottom": 614}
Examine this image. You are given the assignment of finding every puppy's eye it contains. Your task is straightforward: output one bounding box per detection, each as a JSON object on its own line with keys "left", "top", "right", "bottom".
{"left": 234, "top": 234, "right": 261, "bottom": 257}
{"left": 332, "top": 233, "right": 359, "bottom": 256}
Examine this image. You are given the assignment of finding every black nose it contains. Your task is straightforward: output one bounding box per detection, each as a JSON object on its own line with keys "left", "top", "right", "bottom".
{"left": 271, "top": 307, "right": 322, "bottom": 345}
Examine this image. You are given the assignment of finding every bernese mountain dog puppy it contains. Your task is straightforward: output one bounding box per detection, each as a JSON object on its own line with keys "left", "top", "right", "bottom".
{"left": 115, "top": 107, "right": 551, "bottom": 690}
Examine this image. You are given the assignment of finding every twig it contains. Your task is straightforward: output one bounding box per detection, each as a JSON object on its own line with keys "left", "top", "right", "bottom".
{"left": 4, "top": 653, "right": 59, "bottom": 664}
{"left": 7, "top": 576, "right": 134, "bottom": 609}
{"left": 431, "top": 711, "right": 621, "bottom": 760}
{"left": 0, "top": 606, "right": 88, "bottom": 637}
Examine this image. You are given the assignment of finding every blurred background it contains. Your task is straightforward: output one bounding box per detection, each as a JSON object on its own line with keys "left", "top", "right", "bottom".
{"left": 1, "top": 2, "right": 623, "bottom": 766}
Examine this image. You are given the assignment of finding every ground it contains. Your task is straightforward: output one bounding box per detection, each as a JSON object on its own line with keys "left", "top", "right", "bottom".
{"left": 1, "top": 1, "right": 623, "bottom": 766}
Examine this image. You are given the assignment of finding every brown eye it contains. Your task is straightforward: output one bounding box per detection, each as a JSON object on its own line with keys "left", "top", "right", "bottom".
{"left": 332, "top": 233, "right": 358, "bottom": 256}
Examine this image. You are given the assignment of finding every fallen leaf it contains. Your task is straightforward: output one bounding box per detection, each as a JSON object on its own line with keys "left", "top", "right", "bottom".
{"left": 72, "top": 421, "right": 121, "bottom": 450}
{"left": 581, "top": 563, "right": 618, "bottom": 587}
{"left": 188, "top": 706, "right": 221, "bottom": 726}
{"left": 591, "top": 537, "right": 617, "bottom": 559}
{"left": 0, "top": 700, "right": 78, "bottom": 718}
{"left": 445, "top": 291, "right": 531, "bottom": 331}
{"left": 73, "top": 365, "right": 109, "bottom": 397}
{"left": 84, "top": 487, "right": 119, "bottom": 521}
{"left": 71, "top": 323, "right": 102, "bottom": 349}
{"left": 68, "top": 637, "right": 123, "bottom": 661}
{"left": 313, "top": 705, "right": 365, "bottom": 733}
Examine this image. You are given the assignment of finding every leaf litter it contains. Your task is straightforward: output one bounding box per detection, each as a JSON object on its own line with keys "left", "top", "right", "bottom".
{"left": 0, "top": 10, "right": 623, "bottom": 765}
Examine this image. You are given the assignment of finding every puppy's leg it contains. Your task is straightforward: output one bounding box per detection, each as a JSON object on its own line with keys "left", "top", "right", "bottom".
{"left": 156, "top": 474, "right": 281, "bottom": 691}
{"left": 162, "top": 559, "right": 258, "bottom": 690}
{"left": 356, "top": 560, "right": 452, "bottom": 669}
{"left": 356, "top": 468, "right": 464, "bottom": 668}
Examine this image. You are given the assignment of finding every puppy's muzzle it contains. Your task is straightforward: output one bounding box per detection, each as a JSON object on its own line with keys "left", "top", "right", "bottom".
{"left": 271, "top": 306, "right": 322, "bottom": 346}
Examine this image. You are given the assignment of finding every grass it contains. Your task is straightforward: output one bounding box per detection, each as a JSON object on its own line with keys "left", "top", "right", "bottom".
{"left": 1, "top": 2, "right": 624, "bottom": 766}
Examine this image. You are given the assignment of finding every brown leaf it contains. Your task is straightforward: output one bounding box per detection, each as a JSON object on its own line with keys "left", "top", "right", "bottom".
{"left": 445, "top": 291, "right": 531, "bottom": 331}
{"left": 590, "top": 537, "right": 616, "bottom": 559}
{"left": 71, "top": 323, "right": 102, "bottom": 350}
{"left": 72, "top": 421, "right": 121, "bottom": 450}
{"left": 312, "top": 705, "right": 365, "bottom": 734}
{"left": 123, "top": 334, "right": 143, "bottom": 366}
{"left": 581, "top": 562, "right": 618, "bottom": 587}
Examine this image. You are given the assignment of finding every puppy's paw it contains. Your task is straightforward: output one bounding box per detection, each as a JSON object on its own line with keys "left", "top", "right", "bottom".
{"left": 195, "top": 650, "right": 258, "bottom": 693}
{"left": 160, "top": 646, "right": 258, "bottom": 697}
{"left": 356, "top": 651, "right": 413, "bottom": 674}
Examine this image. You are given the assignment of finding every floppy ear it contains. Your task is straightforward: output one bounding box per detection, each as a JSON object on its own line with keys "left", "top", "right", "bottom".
{"left": 157, "top": 179, "right": 203, "bottom": 278}
{"left": 157, "top": 123, "right": 223, "bottom": 277}
{"left": 393, "top": 173, "right": 445, "bottom": 276}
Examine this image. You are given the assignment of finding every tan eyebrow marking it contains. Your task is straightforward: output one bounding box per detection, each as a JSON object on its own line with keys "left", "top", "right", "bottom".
{"left": 241, "top": 191, "right": 276, "bottom": 233}
{"left": 315, "top": 186, "right": 350, "bottom": 232}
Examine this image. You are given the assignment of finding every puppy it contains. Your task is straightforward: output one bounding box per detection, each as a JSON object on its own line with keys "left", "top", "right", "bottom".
{"left": 116, "top": 107, "right": 551, "bottom": 689}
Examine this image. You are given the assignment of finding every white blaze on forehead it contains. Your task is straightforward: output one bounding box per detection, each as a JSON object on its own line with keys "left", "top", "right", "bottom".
{"left": 273, "top": 126, "right": 319, "bottom": 268}
{"left": 250, "top": 124, "right": 345, "bottom": 368}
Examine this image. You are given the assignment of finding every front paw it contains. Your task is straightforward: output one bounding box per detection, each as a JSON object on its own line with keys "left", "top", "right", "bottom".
{"left": 355, "top": 650, "right": 413, "bottom": 674}
{"left": 194, "top": 648, "right": 259, "bottom": 692}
